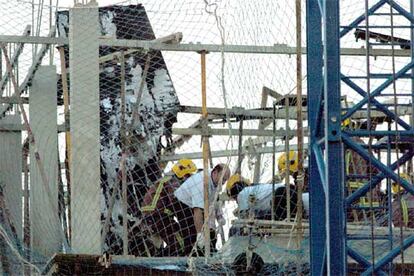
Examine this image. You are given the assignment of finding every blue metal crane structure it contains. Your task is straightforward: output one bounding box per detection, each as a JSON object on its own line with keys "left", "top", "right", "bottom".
{"left": 307, "top": 0, "right": 414, "bottom": 274}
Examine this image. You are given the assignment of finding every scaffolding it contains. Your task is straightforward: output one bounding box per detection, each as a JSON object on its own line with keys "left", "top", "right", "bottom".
{"left": 308, "top": 0, "right": 414, "bottom": 274}
{"left": 0, "top": 0, "right": 414, "bottom": 275}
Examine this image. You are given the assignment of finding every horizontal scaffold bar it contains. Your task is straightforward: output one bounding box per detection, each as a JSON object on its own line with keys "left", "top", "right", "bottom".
{"left": 180, "top": 105, "right": 413, "bottom": 120}
{"left": 0, "top": 35, "right": 411, "bottom": 56}
{"left": 171, "top": 127, "right": 301, "bottom": 137}
{"left": 0, "top": 96, "right": 29, "bottom": 104}
{"left": 0, "top": 103, "right": 412, "bottom": 132}
{"left": 161, "top": 143, "right": 308, "bottom": 161}
{"left": 0, "top": 122, "right": 303, "bottom": 137}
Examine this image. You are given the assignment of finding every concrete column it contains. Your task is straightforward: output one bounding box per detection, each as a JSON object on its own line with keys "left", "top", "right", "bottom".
{"left": 0, "top": 115, "right": 22, "bottom": 239}
{"left": 69, "top": 2, "right": 101, "bottom": 254}
{"left": 29, "top": 65, "right": 60, "bottom": 256}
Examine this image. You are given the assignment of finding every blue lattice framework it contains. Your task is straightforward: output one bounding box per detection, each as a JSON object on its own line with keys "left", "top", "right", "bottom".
{"left": 307, "top": 0, "right": 414, "bottom": 275}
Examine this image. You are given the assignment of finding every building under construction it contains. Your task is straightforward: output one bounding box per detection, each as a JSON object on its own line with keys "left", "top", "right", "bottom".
{"left": 0, "top": 0, "right": 414, "bottom": 275}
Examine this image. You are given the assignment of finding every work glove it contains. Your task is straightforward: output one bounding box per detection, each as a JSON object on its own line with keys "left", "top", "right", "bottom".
{"left": 196, "top": 232, "right": 205, "bottom": 249}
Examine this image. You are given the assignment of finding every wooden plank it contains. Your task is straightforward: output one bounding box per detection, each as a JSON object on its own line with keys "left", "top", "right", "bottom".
{"left": 29, "top": 66, "right": 60, "bottom": 257}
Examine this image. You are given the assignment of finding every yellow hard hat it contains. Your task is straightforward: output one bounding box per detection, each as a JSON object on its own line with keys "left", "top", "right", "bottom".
{"left": 342, "top": 118, "right": 351, "bottom": 129}
{"left": 172, "top": 159, "right": 197, "bottom": 179}
{"left": 278, "top": 151, "right": 298, "bottom": 175}
{"left": 226, "top": 174, "right": 251, "bottom": 198}
{"left": 392, "top": 173, "right": 410, "bottom": 193}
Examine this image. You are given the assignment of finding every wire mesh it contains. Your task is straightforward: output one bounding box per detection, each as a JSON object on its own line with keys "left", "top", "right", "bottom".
{"left": 0, "top": 1, "right": 309, "bottom": 274}
{"left": 0, "top": 0, "right": 413, "bottom": 275}
{"left": 340, "top": 1, "right": 414, "bottom": 275}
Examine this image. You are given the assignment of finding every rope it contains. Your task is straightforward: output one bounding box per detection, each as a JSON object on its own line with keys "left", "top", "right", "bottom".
{"left": 0, "top": 224, "right": 42, "bottom": 274}
{"left": 202, "top": 0, "right": 233, "bottom": 146}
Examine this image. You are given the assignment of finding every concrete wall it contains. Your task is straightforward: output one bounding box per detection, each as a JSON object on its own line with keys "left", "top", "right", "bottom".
{"left": 0, "top": 115, "right": 22, "bottom": 239}
{"left": 69, "top": 2, "right": 101, "bottom": 254}
{"left": 30, "top": 65, "right": 61, "bottom": 256}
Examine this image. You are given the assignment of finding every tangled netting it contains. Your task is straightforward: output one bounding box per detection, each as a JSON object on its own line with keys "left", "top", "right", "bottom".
{"left": 0, "top": 0, "right": 413, "bottom": 275}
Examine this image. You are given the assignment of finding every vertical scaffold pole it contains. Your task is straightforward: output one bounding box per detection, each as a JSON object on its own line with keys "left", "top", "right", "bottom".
{"left": 200, "top": 50, "right": 211, "bottom": 258}
{"left": 285, "top": 97, "right": 291, "bottom": 222}
{"left": 295, "top": 0, "right": 304, "bottom": 245}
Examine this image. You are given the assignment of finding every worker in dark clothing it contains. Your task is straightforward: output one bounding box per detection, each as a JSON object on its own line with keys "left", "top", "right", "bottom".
{"left": 141, "top": 159, "right": 197, "bottom": 256}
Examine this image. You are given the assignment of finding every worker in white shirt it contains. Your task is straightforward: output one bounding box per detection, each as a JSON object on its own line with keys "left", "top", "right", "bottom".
{"left": 227, "top": 152, "right": 310, "bottom": 222}
{"left": 227, "top": 175, "right": 306, "bottom": 220}
{"left": 172, "top": 163, "right": 231, "bottom": 255}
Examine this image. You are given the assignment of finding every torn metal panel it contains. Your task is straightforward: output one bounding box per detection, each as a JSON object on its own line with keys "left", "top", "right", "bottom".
{"left": 57, "top": 4, "right": 180, "bottom": 255}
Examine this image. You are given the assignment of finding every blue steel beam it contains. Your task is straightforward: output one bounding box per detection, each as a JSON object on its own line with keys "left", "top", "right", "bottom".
{"left": 386, "top": 0, "right": 414, "bottom": 23}
{"left": 323, "top": 0, "right": 345, "bottom": 274}
{"left": 314, "top": 83, "right": 324, "bottom": 138}
{"left": 339, "top": 0, "right": 414, "bottom": 273}
{"left": 306, "top": 0, "right": 326, "bottom": 274}
{"left": 347, "top": 246, "right": 371, "bottom": 267}
{"left": 341, "top": 75, "right": 411, "bottom": 130}
{"left": 412, "top": 0, "right": 414, "bottom": 130}
{"left": 345, "top": 149, "right": 414, "bottom": 206}
{"left": 317, "top": 0, "right": 324, "bottom": 15}
{"left": 343, "top": 60, "right": 414, "bottom": 122}
{"left": 342, "top": 134, "right": 414, "bottom": 196}
{"left": 312, "top": 144, "right": 327, "bottom": 194}
{"left": 343, "top": 25, "right": 413, "bottom": 29}
{"left": 344, "top": 74, "right": 414, "bottom": 79}
{"left": 306, "top": 0, "right": 414, "bottom": 274}
{"left": 339, "top": 0, "right": 387, "bottom": 38}
{"left": 347, "top": 247, "right": 387, "bottom": 276}
{"left": 344, "top": 130, "right": 414, "bottom": 136}
{"left": 361, "top": 235, "right": 414, "bottom": 275}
